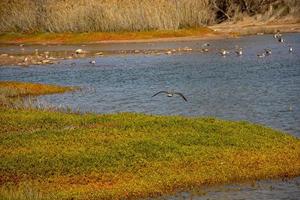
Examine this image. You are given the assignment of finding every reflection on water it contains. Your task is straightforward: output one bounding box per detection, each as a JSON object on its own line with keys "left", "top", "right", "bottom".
{"left": 1, "top": 33, "right": 300, "bottom": 199}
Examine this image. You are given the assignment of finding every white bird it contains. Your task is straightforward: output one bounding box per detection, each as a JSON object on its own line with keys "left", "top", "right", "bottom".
{"left": 152, "top": 91, "right": 187, "bottom": 102}
{"left": 89, "top": 60, "right": 96, "bottom": 64}
{"left": 289, "top": 46, "right": 293, "bottom": 53}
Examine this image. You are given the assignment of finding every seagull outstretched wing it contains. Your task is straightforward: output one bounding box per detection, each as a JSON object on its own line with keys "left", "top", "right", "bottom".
{"left": 174, "top": 92, "right": 188, "bottom": 101}
{"left": 152, "top": 91, "right": 169, "bottom": 97}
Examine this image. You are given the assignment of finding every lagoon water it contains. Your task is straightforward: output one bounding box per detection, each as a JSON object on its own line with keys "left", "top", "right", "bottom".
{"left": 1, "top": 33, "right": 300, "bottom": 199}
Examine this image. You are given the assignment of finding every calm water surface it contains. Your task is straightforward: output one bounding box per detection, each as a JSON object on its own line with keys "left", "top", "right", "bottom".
{"left": 1, "top": 33, "right": 300, "bottom": 199}
{"left": 157, "top": 178, "right": 300, "bottom": 200}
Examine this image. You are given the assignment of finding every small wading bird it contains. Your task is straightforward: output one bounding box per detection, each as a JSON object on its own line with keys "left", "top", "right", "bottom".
{"left": 89, "top": 60, "right": 96, "bottom": 64}
{"left": 152, "top": 91, "right": 188, "bottom": 102}
{"left": 278, "top": 37, "right": 284, "bottom": 43}
{"left": 289, "top": 46, "right": 293, "bottom": 53}
{"left": 273, "top": 31, "right": 282, "bottom": 39}
{"left": 264, "top": 49, "right": 272, "bottom": 55}
{"left": 257, "top": 53, "right": 266, "bottom": 58}
{"left": 220, "top": 49, "right": 230, "bottom": 56}
{"left": 235, "top": 48, "right": 243, "bottom": 56}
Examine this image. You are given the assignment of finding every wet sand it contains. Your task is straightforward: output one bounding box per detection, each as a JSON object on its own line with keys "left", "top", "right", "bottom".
{"left": 0, "top": 36, "right": 222, "bottom": 67}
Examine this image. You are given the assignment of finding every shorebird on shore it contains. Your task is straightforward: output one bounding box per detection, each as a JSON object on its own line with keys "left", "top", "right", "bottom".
{"left": 152, "top": 91, "right": 188, "bottom": 102}
{"left": 75, "top": 49, "right": 86, "bottom": 54}
{"left": 202, "top": 43, "right": 210, "bottom": 47}
{"left": 273, "top": 32, "right": 282, "bottom": 39}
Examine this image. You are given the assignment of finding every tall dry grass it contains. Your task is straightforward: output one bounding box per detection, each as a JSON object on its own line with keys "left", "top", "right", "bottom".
{"left": 0, "top": 0, "right": 299, "bottom": 33}
{"left": 0, "top": 0, "right": 213, "bottom": 33}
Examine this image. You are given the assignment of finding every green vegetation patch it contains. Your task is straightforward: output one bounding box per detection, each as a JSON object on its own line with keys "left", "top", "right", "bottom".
{"left": 0, "top": 81, "right": 299, "bottom": 199}
{"left": 0, "top": 81, "right": 73, "bottom": 97}
{"left": 0, "top": 81, "right": 74, "bottom": 106}
{"left": 1, "top": 107, "right": 299, "bottom": 200}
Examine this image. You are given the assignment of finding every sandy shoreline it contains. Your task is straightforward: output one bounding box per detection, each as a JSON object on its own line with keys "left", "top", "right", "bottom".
{"left": 209, "top": 21, "right": 300, "bottom": 36}
{"left": 1, "top": 22, "right": 299, "bottom": 45}
{"left": 0, "top": 22, "right": 299, "bottom": 67}
{"left": 90, "top": 34, "right": 228, "bottom": 44}
{"left": 0, "top": 33, "right": 228, "bottom": 67}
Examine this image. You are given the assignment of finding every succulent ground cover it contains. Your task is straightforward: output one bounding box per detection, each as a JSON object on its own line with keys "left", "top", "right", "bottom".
{"left": 0, "top": 81, "right": 299, "bottom": 200}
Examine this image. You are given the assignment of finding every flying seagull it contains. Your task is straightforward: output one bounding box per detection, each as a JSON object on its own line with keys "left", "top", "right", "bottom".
{"left": 152, "top": 91, "right": 188, "bottom": 102}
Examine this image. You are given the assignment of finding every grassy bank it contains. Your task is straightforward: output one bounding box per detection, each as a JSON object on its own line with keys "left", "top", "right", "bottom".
{"left": 0, "top": 81, "right": 300, "bottom": 199}
{"left": 0, "top": 27, "right": 218, "bottom": 44}
{"left": 0, "top": 81, "right": 74, "bottom": 106}
{"left": 1, "top": 0, "right": 299, "bottom": 44}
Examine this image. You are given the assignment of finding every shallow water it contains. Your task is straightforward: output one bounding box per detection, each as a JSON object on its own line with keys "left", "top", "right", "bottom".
{"left": 1, "top": 34, "right": 300, "bottom": 136}
{"left": 159, "top": 178, "right": 300, "bottom": 200}
{"left": 1, "top": 33, "right": 300, "bottom": 199}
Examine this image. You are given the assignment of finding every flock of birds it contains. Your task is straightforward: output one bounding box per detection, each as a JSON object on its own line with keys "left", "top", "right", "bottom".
{"left": 87, "top": 32, "right": 293, "bottom": 66}
{"left": 151, "top": 31, "right": 294, "bottom": 102}
{"left": 220, "top": 31, "right": 293, "bottom": 58}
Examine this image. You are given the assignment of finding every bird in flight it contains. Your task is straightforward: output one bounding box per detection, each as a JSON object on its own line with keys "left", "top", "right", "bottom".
{"left": 152, "top": 91, "right": 188, "bottom": 101}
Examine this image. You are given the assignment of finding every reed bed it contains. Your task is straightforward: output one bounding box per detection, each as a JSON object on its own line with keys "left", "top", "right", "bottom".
{"left": 0, "top": 0, "right": 212, "bottom": 32}
{"left": 0, "top": 0, "right": 299, "bottom": 33}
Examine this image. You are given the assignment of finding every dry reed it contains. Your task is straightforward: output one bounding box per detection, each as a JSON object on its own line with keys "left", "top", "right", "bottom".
{"left": 0, "top": 0, "right": 299, "bottom": 33}
{"left": 0, "top": 0, "right": 212, "bottom": 32}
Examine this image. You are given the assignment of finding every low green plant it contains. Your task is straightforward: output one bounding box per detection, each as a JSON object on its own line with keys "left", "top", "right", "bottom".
{"left": 0, "top": 81, "right": 74, "bottom": 107}
{"left": 0, "top": 81, "right": 299, "bottom": 199}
